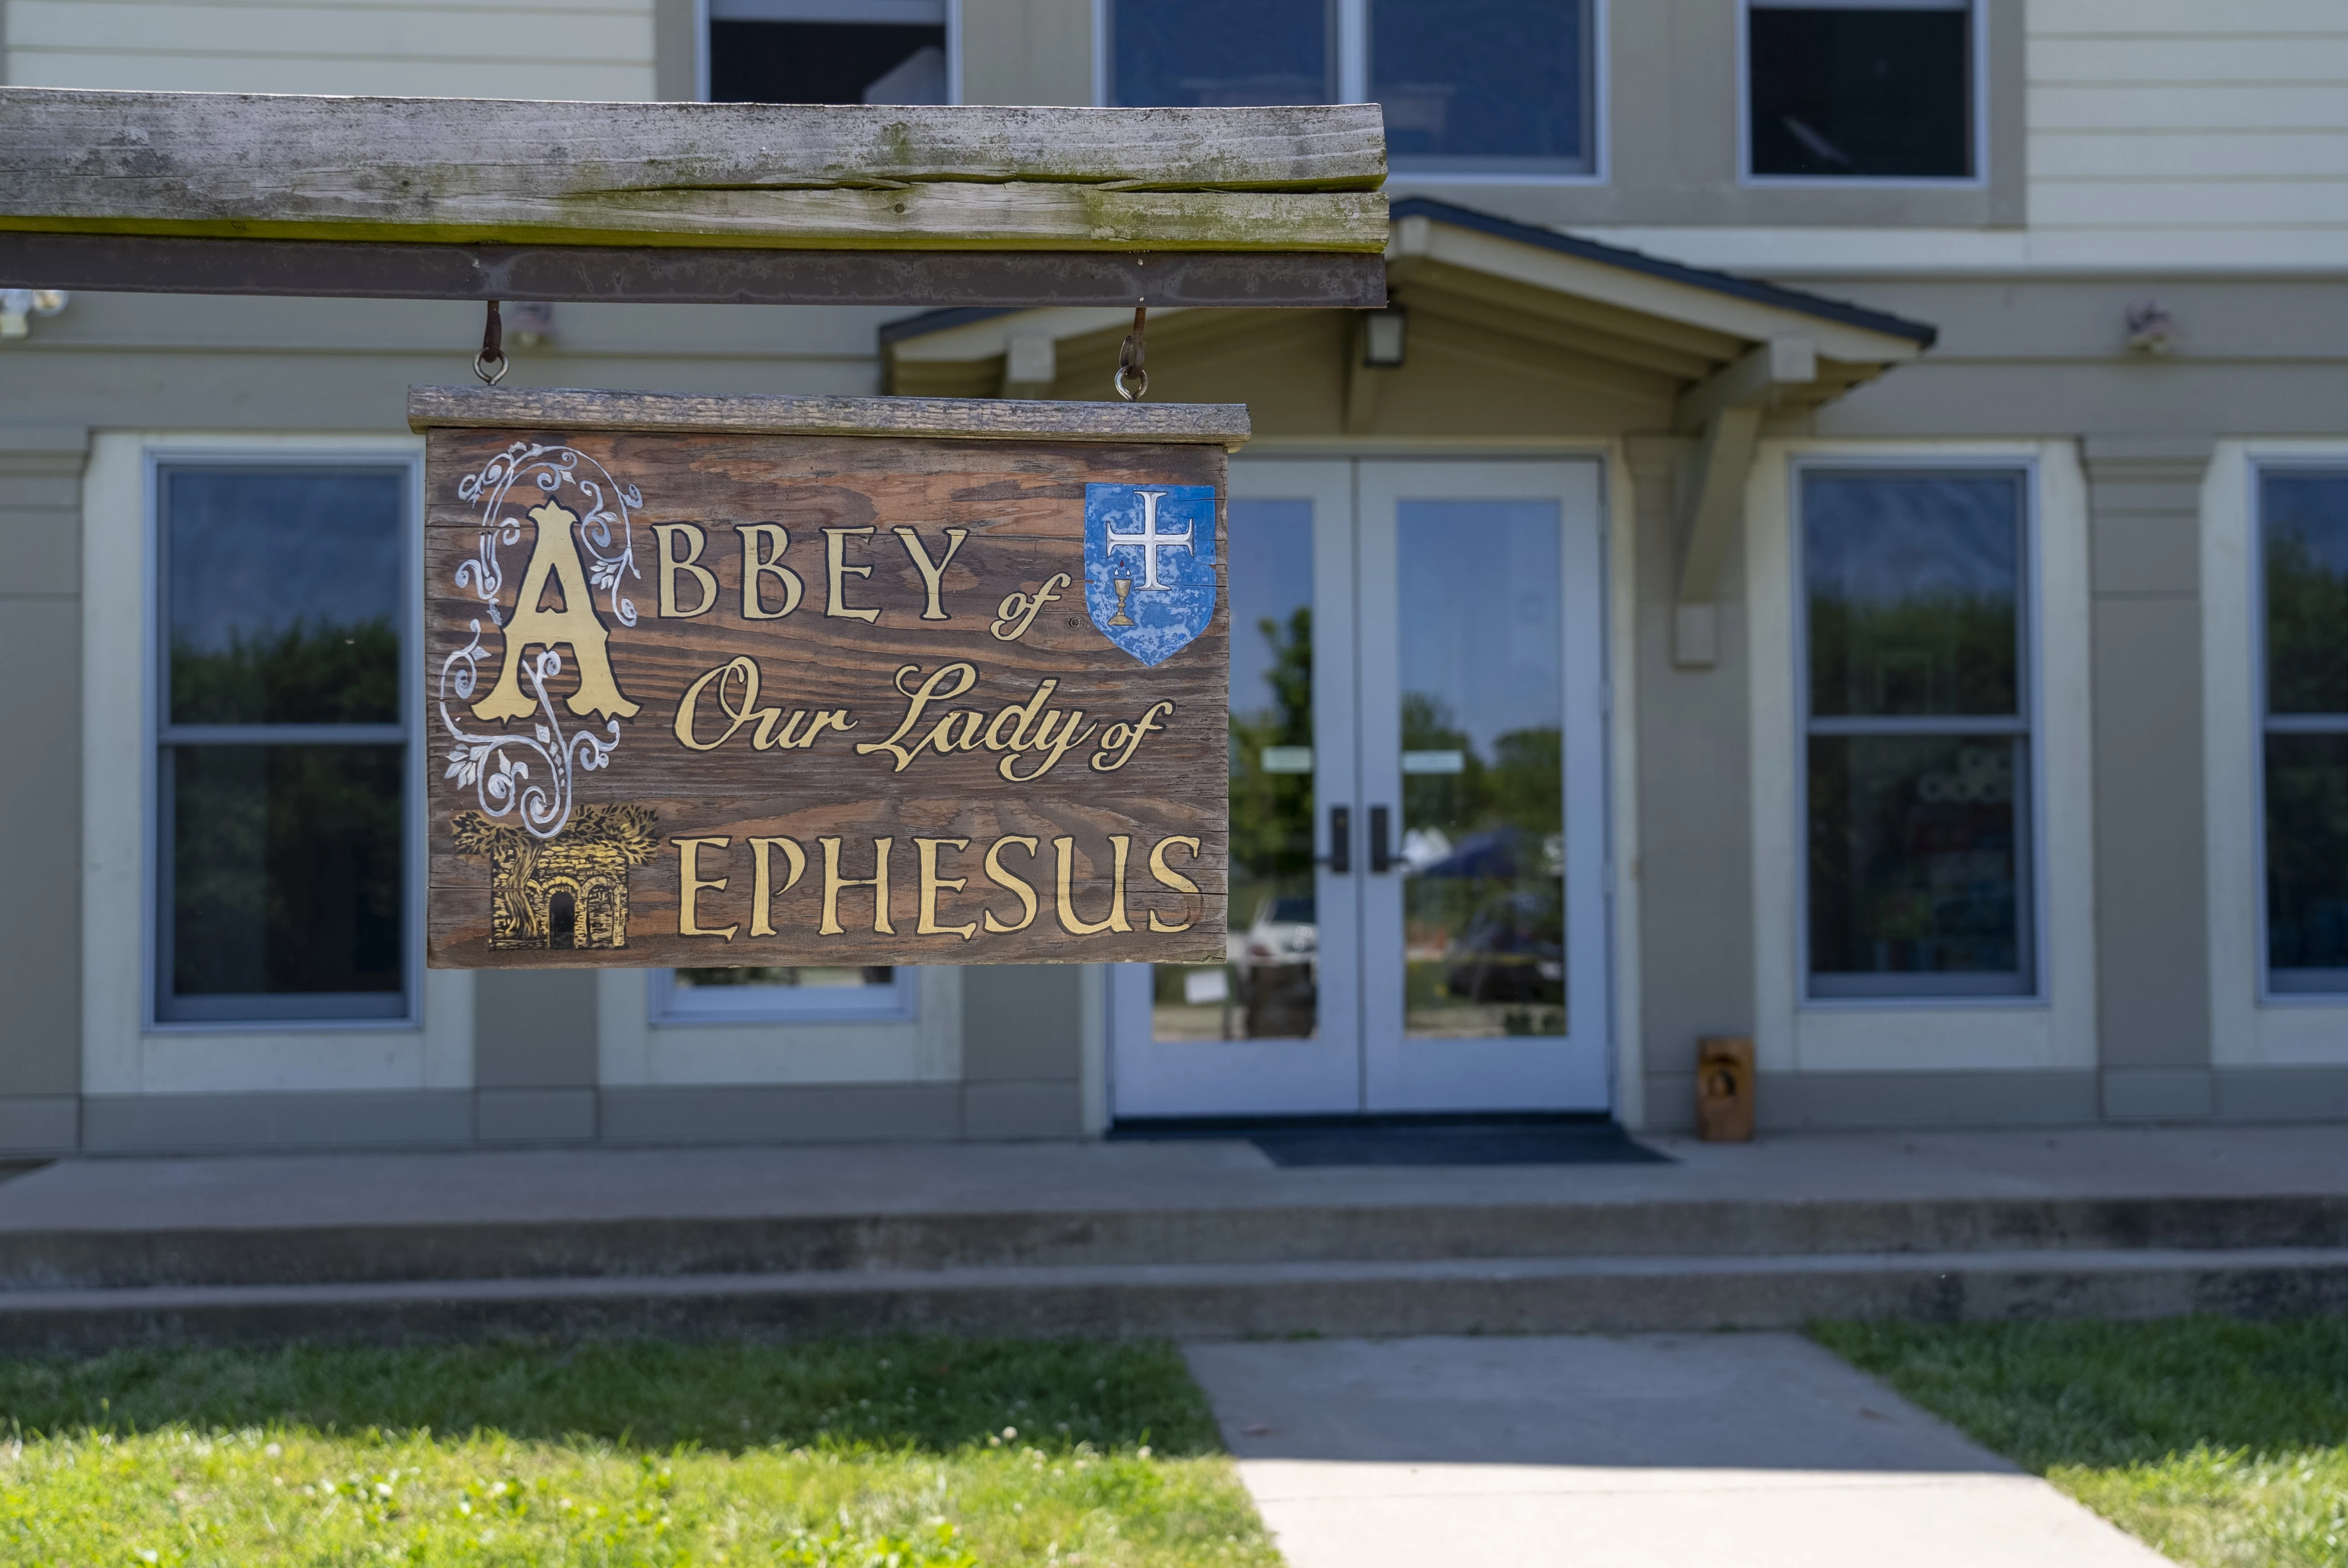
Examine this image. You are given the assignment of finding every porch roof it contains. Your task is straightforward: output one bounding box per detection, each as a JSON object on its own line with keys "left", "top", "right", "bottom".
{"left": 879, "top": 197, "right": 1937, "bottom": 419}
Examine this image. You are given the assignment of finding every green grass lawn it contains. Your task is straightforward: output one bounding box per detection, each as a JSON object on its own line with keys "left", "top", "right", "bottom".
{"left": 1815, "top": 1317, "right": 2348, "bottom": 1568}
{"left": 0, "top": 1337, "right": 1279, "bottom": 1567}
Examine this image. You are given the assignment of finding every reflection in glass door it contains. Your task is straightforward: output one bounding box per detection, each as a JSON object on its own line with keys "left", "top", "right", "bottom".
{"left": 1111, "top": 460, "right": 1606, "bottom": 1118}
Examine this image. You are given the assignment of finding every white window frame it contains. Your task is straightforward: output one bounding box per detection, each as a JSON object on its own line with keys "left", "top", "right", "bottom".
{"left": 2205, "top": 443, "right": 2348, "bottom": 1070}
{"left": 650, "top": 966, "right": 921, "bottom": 1023}
{"left": 1738, "top": 0, "right": 1989, "bottom": 190}
{"left": 81, "top": 431, "right": 471, "bottom": 1101}
{"left": 1748, "top": 439, "right": 2096, "bottom": 1083}
{"left": 1791, "top": 456, "right": 2044, "bottom": 1004}
{"left": 145, "top": 448, "right": 426, "bottom": 1033}
{"left": 2248, "top": 459, "right": 2348, "bottom": 1000}
{"left": 1091, "top": 0, "right": 1609, "bottom": 186}
{"left": 698, "top": 0, "right": 964, "bottom": 105}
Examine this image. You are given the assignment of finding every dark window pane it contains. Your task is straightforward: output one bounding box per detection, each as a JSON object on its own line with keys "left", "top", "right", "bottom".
{"left": 2262, "top": 472, "right": 2348, "bottom": 714}
{"left": 676, "top": 966, "right": 894, "bottom": 987}
{"left": 1806, "top": 471, "right": 2020, "bottom": 719}
{"left": 709, "top": 22, "right": 947, "bottom": 104}
{"left": 166, "top": 744, "right": 405, "bottom": 1013}
{"left": 1372, "top": 0, "right": 1589, "bottom": 171}
{"left": 165, "top": 468, "right": 404, "bottom": 726}
{"left": 1111, "top": 0, "right": 1331, "bottom": 107}
{"left": 2266, "top": 733, "right": 2348, "bottom": 977}
{"left": 1808, "top": 733, "right": 2028, "bottom": 990}
{"left": 1750, "top": 6, "right": 1971, "bottom": 178}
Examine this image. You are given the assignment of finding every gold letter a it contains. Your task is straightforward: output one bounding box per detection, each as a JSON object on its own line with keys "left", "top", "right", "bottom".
{"left": 472, "top": 501, "right": 641, "bottom": 723}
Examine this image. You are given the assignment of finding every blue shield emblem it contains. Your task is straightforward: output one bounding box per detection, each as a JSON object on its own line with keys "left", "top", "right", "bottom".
{"left": 1083, "top": 483, "right": 1218, "bottom": 666}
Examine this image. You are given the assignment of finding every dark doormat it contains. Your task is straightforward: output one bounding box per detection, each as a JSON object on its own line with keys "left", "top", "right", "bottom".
{"left": 1111, "top": 1116, "right": 1672, "bottom": 1168}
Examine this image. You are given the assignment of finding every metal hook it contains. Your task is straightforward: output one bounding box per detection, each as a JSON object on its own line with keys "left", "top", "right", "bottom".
{"left": 1114, "top": 304, "right": 1147, "bottom": 401}
{"left": 475, "top": 298, "right": 508, "bottom": 385}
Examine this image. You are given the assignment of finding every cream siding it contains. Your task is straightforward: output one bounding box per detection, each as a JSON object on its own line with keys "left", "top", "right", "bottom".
{"left": 3, "top": 0, "right": 656, "bottom": 100}
{"left": 2029, "top": 0, "right": 2348, "bottom": 253}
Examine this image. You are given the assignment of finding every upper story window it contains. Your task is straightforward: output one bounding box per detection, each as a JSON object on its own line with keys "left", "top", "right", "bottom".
{"left": 1747, "top": 0, "right": 1975, "bottom": 181}
{"left": 156, "top": 463, "right": 413, "bottom": 1024}
{"left": 1801, "top": 467, "right": 2035, "bottom": 1000}
{"left": 1105, "top": 0, "right": 1598, "bottom": 177}
{"left": 709, "top": 0, "right": 948, "bottom": 106}
{"left": 2259, "top": 470, "right": 2348, "bottom": 994}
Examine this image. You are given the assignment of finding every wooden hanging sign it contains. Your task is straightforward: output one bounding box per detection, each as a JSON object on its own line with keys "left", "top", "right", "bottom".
{"left": 413, "top": 384, "right": 1239, "bottom": 968}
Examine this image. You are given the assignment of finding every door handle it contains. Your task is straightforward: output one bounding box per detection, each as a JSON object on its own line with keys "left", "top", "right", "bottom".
{"left": 1322, "top": 804, "right": 1351, "bottom": 874}
{"left": 1369, "top": 804, "right": 1393, "bottom": 873}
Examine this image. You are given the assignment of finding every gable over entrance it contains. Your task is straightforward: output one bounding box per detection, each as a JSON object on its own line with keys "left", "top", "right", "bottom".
{"left": 883, "top": 199, "right": 1936, "bottom": 668}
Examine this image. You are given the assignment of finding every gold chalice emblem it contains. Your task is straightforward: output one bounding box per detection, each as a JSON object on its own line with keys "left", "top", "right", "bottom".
{"left": 1109, "top": 575, "right": 1135, "bottom": 626}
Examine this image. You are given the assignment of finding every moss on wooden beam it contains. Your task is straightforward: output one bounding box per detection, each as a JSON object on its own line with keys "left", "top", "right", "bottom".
{"left": 0, "top": 90, "right": 1388, "bottom": 255}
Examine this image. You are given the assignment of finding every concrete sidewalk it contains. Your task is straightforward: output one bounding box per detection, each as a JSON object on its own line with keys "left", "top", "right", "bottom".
{"left": 1186, "top": 1334, "right": 2174, "bottom": 1568}
{"left": 4, "top": 1122, "right": 2346, "bottom": 1232}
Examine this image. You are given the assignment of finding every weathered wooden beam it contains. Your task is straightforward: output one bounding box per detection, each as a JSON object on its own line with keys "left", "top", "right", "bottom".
{"left": 408, "top": 384, "right": 1253, "bottom": 450}
{"left": 0, "top": 89, "right": 1388, "bottom": 255}
{"left": 0, "top": 231, "right": 1388, "bottom": 308}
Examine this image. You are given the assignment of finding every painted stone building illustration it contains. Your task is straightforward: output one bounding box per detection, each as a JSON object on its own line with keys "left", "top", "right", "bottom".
{"left": 452, "top": 804, "right": 659, "bottom": 951}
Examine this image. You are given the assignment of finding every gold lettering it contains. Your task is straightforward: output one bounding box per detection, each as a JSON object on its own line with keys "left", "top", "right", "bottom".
{"left": 856, "top": 663, "right": 979, "bottom": 771}
{"left": 918, "top": 708, "right": 986, "bottom": 758}
{"left": 818, "top": 836, "right": 895, "bottom": 936}
{"left": 983, "top": 678, "right": 1059, "bottom": 754}
{"left": 1148, "top": 835, "right": 1203, "bottom": 933}
{"left": 823, "top": 526, "right": 881, "bottom": 622}
{"left": 749, "top": 836, "right": 807, "bottom": 937}
{"left": 982, "top": 835, "right": 1041, "bottom": 933}
{"left": 673, "top": 656, "right": 771, "bottom": 752}
{"left": 892, "top": 526, "right": 970, "bottom": 621}
{"left": 1002, "top": 708, "right": 1096, "bottom": 783}
{"left": 915, "top": 837, "right": 978, "bottom": 941}
{"left": 751, "top": 707, "right": 807, "bottom": 751}
{"left": 1093, "top": 700, "right": 1175, "bottom": 772}
{"left": 801, "top": 709, "right": 856, "bottom": 745}
{"left": 991, "top": 572, "right": 1070, "bottom": 642}
{"left": 472, "top": 501, "right": 640, "bottom": 723}
{"left": 736, "top": 523, "right": 804, "bottom": 620}
{"left": 1053, "top": 834, "right": 1132, "bottom": 936}
{"left": 655, "top": 523, "right": 719, "bottom": 619}
{"left": 674, "top": 837, "right": 738, "bottom": 941}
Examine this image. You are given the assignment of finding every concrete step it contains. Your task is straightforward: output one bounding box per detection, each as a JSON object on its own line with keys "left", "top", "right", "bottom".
{"left": 6, "top": 1245, "right": 2346, "bottom": 1354}
{"left": 8, "top": 1192, "right": 2348, "bottom": 1291}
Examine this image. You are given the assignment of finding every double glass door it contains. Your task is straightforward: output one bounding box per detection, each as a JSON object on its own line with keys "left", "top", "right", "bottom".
{"left": 1111, "top": 460, "right": 1610, "bottom": 1116}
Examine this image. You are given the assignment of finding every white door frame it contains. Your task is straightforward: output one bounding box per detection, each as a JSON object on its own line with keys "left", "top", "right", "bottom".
{"left": 1356, "top": 459, "right": 1611, "bottom": 1112}
{"left": 1109, "top": 460, "right": 1361, "bottom": 1116}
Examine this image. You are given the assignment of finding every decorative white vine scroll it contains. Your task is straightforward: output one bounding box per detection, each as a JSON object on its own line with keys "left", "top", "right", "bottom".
{"left": 440, "top": 443, "right": 642, "bottom": 840}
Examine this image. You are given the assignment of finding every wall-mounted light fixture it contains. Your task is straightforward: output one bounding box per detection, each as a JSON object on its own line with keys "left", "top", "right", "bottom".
{"left": 2124, "top": 299, "right": 2175, "bottom": 355}
{"left": 0, "top": 289, "right": 68, "bottom": 341}
{"left": 1362, "top": 307, "right": 1408, "bottom": 369}
{"left": 506, "top": 300, "right": 555, "bottom": 348}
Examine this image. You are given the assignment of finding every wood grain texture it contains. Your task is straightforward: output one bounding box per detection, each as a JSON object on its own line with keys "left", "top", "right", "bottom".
{"left": 425, "top": 421, "right": 1229, "bottom": 969}
{"left": 1, "top": 90, "right": 1388, "bottom": 254}
{"left": 409, "top": 385, "right": 1252, "bottom": 449}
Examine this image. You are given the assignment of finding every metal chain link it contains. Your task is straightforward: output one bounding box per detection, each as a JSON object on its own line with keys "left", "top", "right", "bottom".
{"left": 474, "top": 298, "right": 508, "bottom": 385}
{"left": 1114, "top": 304, "right": 1147, "bottom": 401}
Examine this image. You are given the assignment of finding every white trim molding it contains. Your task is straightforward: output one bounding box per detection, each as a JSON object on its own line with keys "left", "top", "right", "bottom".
{"left": 2205, "top": 441, "right": 2348, "bottom": 1067}
{"left": 598, "top": 966, "right": 961, "bottom": 1087}
{"left": 81, "top": 431, "right": 472, "bottom": 1097}
{"left": 1748, "top": 438, "right": 2097, "bottom": 1076}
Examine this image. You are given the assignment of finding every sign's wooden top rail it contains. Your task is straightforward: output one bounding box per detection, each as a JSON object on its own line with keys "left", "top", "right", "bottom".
{"left": 408, "top": 385, "right": 1253, "bottom": 450}
{"left": 0, "top": 90, "right": 1386, "bottom": 254}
